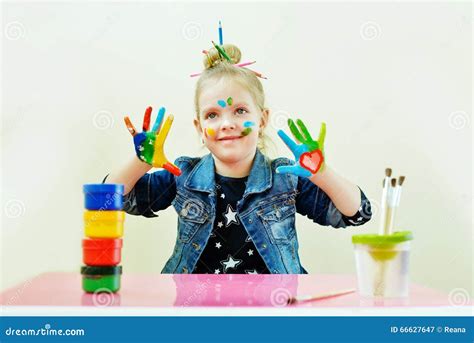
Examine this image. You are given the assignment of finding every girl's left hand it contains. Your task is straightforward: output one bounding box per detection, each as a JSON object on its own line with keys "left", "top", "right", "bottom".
{"left": 276, "top": 119, "right": 326, "bottom": 178}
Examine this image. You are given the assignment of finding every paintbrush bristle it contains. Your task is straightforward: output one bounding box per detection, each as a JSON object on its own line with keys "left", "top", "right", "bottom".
{"left": 385, "top": 168, "right": 392, "bottom": 177}
{"left": 398, "top": 176, "right": 406, "bottom": 186}
{"left": 391, "top": 178, "right": 397, "bottom": 187}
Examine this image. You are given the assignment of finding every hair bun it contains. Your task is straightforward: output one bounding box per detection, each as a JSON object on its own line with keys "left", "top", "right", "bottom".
{"left": 203, "top": 44, "right": 242, "bottom": 69}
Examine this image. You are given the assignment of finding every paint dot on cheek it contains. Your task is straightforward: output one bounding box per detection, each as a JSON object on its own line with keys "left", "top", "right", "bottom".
{"left": 241, "top": 128, "right": 252, "bottom": 136}
{"left": 243, "top": 121, "right": 255, "bottom": 128}
{"left": 206, "top": 128, "right": 215, "bottom": 137}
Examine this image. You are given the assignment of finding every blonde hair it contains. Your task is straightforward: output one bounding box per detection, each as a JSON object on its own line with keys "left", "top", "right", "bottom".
{"left": 194, "top": 44, "right": 277, "bottom": 157}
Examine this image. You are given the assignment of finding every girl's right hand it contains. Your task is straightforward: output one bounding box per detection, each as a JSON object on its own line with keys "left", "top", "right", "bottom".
{"left": 124, "top": 106, "right": 182, "bottom": 176}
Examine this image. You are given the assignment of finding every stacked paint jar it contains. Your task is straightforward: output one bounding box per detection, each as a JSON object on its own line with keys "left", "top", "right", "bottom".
{"left": 81, "top": 184, "right": 125, "bottom": 293}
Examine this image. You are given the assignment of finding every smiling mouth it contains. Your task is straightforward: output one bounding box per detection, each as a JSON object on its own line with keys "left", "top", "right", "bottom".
{"left": 218, "top": 136, "right": 243, "bottom": 141}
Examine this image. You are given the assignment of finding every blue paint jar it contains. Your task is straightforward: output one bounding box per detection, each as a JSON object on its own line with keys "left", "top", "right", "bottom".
{"left": 83, "top": 184, "right": 124, "bottom": 211}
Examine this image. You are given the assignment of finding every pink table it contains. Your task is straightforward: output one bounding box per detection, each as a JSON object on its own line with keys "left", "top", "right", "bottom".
{"left": 0, "top": 272, "right": 457, "bottom": 308}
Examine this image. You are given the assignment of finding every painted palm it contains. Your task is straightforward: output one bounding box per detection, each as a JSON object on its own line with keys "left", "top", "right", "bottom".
{"left": 124, "top": 106, "right": 182, "bottom": 176}
{"left": 277, "top": 119, "right": 326, "bottom": 178}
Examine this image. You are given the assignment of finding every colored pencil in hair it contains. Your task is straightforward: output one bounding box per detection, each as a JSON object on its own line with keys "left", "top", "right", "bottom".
{"left": 218, "top": 21, "right": 223, "bottom": 45}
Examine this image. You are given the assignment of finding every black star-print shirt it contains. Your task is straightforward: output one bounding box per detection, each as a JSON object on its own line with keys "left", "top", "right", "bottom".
{"left": 193, "top": 173, "right": 271, "bottom": 274}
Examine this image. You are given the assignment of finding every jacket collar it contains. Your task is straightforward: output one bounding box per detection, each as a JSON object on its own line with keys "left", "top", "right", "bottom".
{"left": 184, "top": 148, "right": 272, "bottom": 197}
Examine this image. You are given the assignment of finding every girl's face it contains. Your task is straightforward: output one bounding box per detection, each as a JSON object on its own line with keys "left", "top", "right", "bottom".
{"left": 194, "top": 79, "right": 267, "bottom": 164}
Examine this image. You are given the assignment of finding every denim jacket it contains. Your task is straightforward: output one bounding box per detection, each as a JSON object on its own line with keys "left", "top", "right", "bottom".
{"left": 114, "top": 149, "right": 372, "bottom": 274}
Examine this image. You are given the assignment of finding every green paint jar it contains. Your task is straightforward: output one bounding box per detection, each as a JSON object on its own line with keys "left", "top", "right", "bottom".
{"left": 81, "top": 265, "right": 122, "bottom": 293}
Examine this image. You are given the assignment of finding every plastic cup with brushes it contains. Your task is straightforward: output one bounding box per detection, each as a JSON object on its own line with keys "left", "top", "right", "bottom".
{"left": 352, "top": 168, "right": 413, "bottom": 298}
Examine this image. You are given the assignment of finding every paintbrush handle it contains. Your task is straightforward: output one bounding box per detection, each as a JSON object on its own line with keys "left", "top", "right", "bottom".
{"left": 296, "top": 288, "right": 356, "bottom": 302}
{"left": 379, "top": 178, "right": 389, "bottom": 235}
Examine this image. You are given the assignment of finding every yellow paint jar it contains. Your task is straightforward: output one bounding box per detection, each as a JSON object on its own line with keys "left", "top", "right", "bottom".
{"left": 84, "top": 210, "right": 125, "bottom": 238}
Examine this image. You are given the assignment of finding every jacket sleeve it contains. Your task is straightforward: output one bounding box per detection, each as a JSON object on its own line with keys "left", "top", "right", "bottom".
{"left": 101, "top": 168, "right": 176, "bottom": 218}
{"left": 295, "top": 176, "right": 372, "bottom": 228}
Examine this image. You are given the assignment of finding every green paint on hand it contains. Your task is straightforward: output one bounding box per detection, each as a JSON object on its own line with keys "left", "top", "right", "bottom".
{"left": 138, "top": 132, "right": 156, "bottom": 164}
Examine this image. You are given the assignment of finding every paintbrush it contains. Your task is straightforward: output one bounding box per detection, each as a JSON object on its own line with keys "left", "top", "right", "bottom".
{"left": 287, "top": 288, "right": 356, "bottom": 305}
{"left": 387, "top": 176, "right": 406, "bottom": 235}
{"left": 379, "top": 168, "right": 392, "bottom": 235}
{"left": 384, "top": 178, "right": 397, "bottom": 235}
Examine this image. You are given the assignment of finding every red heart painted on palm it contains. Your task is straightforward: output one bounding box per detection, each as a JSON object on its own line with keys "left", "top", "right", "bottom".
{"left": 299, "top": 150, "right": 324, "bottom": 174}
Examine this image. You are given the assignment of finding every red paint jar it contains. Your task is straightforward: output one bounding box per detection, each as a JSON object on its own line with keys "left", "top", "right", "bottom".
{"left": 82, "top": 238, "right": 123, "bottom": 266}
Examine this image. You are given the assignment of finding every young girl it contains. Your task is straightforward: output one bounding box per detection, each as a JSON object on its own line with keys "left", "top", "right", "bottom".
{"left": 103, "top": 44, "right": 372, "bottom": 274}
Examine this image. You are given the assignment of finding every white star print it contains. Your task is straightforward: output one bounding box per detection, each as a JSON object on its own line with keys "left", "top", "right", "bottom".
{"left": 347, "top": 218, "right": 363, "bottom": 225}
{"left": 247, "top": 249, "right": 254, "bottom": 256}
{"left": 215, "top": 242, "right": 222, "bottom": 249}
{"left": 245, "top": 235, "right": 251, "bottom": 242}
{"left": 220, "top": 254, "right": 242, "bottom": 272}
{"left": 214, "top": 269, "right": 220, "bottom": 274}
{"left": 220, "top": 193, "right": 225, "bottom": 199}
{"left": 223, "top": 204, "right": 239, "bottom": 227}
{"left": 217, "top": 221, "right": 223, "bottom": 228}
{"left": 245, "top": 269, "right": 258, "bottom": 274}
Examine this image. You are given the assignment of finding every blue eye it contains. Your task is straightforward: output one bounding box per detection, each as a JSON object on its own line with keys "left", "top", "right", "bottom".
{"left": 236, "top": 108, "right": 248, "bottom": 115}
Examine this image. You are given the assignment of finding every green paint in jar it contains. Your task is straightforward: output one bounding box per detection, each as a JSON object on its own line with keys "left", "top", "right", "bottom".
{"left": 81, "top": 265, "right": 122, "bottom": 293}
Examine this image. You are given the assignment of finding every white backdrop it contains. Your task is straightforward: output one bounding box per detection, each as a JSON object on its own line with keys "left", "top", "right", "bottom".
{"left": 1, "top": 1, "right": 472, "bottom": 298}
